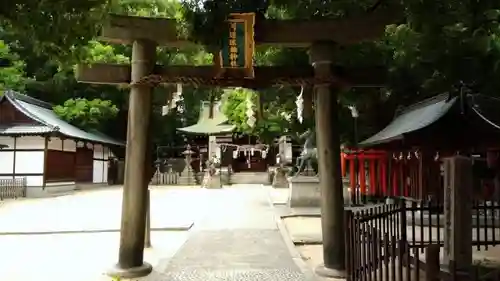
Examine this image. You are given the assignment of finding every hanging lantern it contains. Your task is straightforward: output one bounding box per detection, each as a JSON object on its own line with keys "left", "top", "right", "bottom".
{"left": 251, "top": 148, "right": 255, "bottom": 156}
{"left": 262, "top": 150, "right": 267, "bottom": 159}
{"left": 233, "top": 150, "right": 238, "bottom": 159}
{"left": 296, "top": 86, "right": 304, "bottom": 123}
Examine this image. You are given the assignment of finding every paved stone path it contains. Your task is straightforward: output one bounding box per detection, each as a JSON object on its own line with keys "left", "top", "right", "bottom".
{"left": 0, "top": 187, "right": 199, "bottom": 234}
{"left": 160, "top": 185, "right": 310, "bottom": 281}
{"left": 0, "top": 187, "right": 204, "bottom": 281}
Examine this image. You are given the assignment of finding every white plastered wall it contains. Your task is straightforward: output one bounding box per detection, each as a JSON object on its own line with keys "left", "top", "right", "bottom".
{"left": 0, "top": 136, "right": 44, "bottom": 187}
{"left": 92, "top": 144, "right": 111, "bottom": 183}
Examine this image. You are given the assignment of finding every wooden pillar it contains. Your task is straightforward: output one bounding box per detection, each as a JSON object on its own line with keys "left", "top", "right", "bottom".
{"left": 310, "top": 42, "right": 346, "bottom": 278}
{"left": 144, "top": 110, "right": 154, "bottom": 248}
{"left": 443, "top": 156, "right": 473, "bottom": 273}
{"left": 42, "top": 136, "right": 49, "bottom": 189}
{"left": 108, "top": 39, "right": 156, "bottom": 279}
{"left": 144, "top": 189, "right": 151, "bottom": 248}
{"left": 359, "top": 158, "right": 366, "bottom": 196}
{"left": 340, "top": 153, "right": 346, "bottom": 177}
{"left": 369, "top": 159, "right": 376, "bottom": 195}
{"left": 12, "top": 137, "right": 17, "bottom": 180}
{"left": 381, "top": 157, "right": 387, "bottom": 195}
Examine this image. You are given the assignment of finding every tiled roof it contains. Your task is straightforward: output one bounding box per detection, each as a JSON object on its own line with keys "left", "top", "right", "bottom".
{"left": 1, "top": 90, "right": 124, "bottom": 146}
{"left": 0, "top": 125, "right": 54, "bottom": 135}
{"left": 360, "top": 94, "right": 457, "bottom": 146}
{"left": 177, "top": 101, "right": 235, "bottom": 135}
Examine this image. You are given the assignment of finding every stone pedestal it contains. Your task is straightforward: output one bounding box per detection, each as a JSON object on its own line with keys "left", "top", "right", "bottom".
{"left": 288, "top": 176, "right": 320, "bottom": 207}
{"left": 272, "top": 167, "right": 289, "bottom": 188}
{"left": 178, "top": 145, "right": 196, "bottom": 185}
{"left": 178, "top": 166, "right": 196, "bottom": 185}
{"left": 288, "top": 176, "right": 352, "bottom": 207}
{"left": 220, "top": 167, "right": 231, "bottom": 185}
{"left": 268, "top": 166, "right": 277, "bottom": 185}
{"left": 208, "top": 174, "right": 222, "bottom": 188}
{"left": 201, "top": 168, "right": 222, "bottom": 189}
{"left": 202, "top": 170, "right": 222, "bottom": 189}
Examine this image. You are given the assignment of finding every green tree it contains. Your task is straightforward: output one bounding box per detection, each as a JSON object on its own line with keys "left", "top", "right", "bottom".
{"left": 53, "top": 98, "right": 119, "bottom": 131}
{"left": 222, "top": 87, "right": 304, "bottom": 143}
{"left": 4, "top": 0, "right": 500, "bottom": 148}
{"left": 0, "top": 0, "right": 111, "bottom": 58}
{"left": 0, "top": 40, "right": 29, "bottom": 91}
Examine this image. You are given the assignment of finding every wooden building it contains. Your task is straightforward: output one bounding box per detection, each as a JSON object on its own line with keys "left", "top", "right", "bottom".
{"left": 342, "top": 93, "right": 500, "bottom": 203}
{"left": 0, "top": 90, "right": 124, "bottom": 197}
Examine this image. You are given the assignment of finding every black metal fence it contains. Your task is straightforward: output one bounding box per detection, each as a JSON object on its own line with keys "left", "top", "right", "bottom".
{"left": 346, "top": 198, "right": 500, "bottom": 281}
{"left": 0, "top": 178, "right": 27, "bottom": 200}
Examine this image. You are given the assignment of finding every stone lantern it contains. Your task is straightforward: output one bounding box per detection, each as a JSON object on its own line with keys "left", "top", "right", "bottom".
{"left": 178, "top": 144, "right": 196, "bottom": 185}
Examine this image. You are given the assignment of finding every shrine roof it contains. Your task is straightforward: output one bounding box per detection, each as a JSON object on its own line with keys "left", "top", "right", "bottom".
{"left": 467, "top": 94, "right": 500, "bottom": 130}
{"left": 0, "top": 90, "right": 124, "bottom": 146}
{"left": 178, "top": 122, "right": 235, "bottom": 135}
{"left": 360, "top": 94, "right": 457, "bottom": 146}
{"left": 177, "top": 101, "right": 235, "bottom": 135}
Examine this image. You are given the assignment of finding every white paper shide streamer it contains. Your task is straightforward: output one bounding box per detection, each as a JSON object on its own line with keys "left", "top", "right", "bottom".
{"left": 246, "top": 94, "right": 256, "bottom": 127}
{"left": 162, "top": 83, "right": 183, "bottom": 116}
{"left": 295, "top": 86, "right": 304, "bottom": 123}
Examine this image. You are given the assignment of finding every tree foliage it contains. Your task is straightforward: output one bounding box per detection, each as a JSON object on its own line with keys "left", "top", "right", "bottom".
{"left": 1, "top": 0, "right": 500, "bottom": 148}
{"left": 0, "top": 0, "right": 111, "bottom": 58}
{"left": 53, "top": 98, "right": 119, "bottom": 131}
{"left": 0, "top": 40, "right": 29, "bottom": 91}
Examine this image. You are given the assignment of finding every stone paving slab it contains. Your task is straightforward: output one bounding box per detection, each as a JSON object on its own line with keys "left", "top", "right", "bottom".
{"left": 160, "top": 230, "right": 307, "bottom": 281}
{"left": 158, "top": 185, "right": 311, "bottom": 281}
{"left": 0, "top": 187, "right": 203, "bottom": 234}
{"left": 0, "top": 231, "right": 190, "bottom": 281}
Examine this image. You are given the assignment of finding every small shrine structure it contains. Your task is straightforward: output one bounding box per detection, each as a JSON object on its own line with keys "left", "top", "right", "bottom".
{"left": 343, "top": 93, "right": 500, "bottom": 204}
{"left": 177, "top": 100, "right": 269, "bottom": 176}
{"left": 178, "top": 100, "right": 234, "bottom": 167}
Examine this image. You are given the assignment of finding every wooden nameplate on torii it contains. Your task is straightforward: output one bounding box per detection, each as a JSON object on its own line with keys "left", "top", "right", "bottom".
{"left": 213, "top": 13, "right": 255, "bottom": 80}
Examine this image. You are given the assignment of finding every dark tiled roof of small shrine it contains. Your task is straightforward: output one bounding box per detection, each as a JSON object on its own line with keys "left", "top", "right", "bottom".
{"left": 360, "top": 94, "right": 458, "bottom": 146}
{"left": 0, "top": 90, "right": 124, "bottom": 146}
{"left": 467, "top": 94, "right": 500, "bottom": 130}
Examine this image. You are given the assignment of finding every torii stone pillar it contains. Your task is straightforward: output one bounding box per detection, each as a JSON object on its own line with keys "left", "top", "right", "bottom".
{"left": 310, "top": 42, "right": 346, "bottom": 278}
{"left": 108, "top": 39, "right": 156, "bottom": 278}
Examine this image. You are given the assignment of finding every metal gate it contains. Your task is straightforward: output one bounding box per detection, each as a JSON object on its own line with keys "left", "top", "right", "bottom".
{"left": 345, "top": 199, "right": 500, "bottom": 281}
{"left": 345, "top": 201, "right": 411, "bottom": 281}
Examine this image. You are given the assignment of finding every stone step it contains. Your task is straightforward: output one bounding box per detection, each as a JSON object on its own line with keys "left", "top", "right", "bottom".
{"left": 231, "top": 172, "right": 270, "bottom": 185}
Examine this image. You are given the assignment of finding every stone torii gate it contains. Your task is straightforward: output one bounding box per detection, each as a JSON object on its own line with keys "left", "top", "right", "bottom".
{"left": 76, "top": 10, "right": 395, "bottom": 279}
